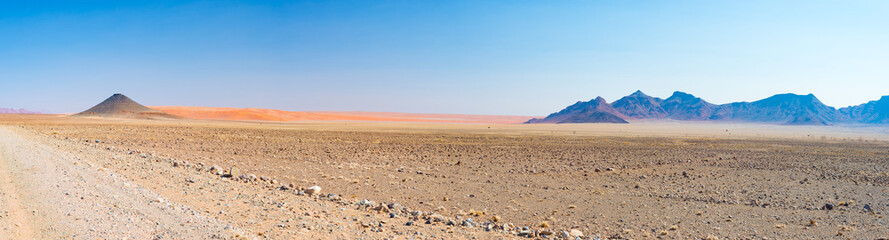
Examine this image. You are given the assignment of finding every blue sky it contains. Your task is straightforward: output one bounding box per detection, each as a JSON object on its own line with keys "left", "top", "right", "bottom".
{"left": 1, "top": 1, "right": 888, "bottom": 115}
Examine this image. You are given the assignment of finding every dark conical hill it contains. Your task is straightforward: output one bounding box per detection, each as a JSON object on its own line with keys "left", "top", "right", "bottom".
{"left": 74, "top": 94, "right": 181, "bottom": 119}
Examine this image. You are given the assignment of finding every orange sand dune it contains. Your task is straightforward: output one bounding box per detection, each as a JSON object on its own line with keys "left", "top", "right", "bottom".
{"left": 150, "top": 106, "right": 537, "bottom": 124}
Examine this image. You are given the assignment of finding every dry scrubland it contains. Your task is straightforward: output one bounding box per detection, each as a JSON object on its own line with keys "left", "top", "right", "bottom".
{"left": 2, "top": 114, "right": 889, "bottom": 239}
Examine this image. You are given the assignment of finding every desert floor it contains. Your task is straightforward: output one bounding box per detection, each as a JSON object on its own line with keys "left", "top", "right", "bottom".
{"left": 1, "top": 114, "right": 887, "bottom": 239}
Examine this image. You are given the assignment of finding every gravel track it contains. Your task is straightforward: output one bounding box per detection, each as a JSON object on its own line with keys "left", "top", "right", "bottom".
{"left": 0, "top": 126, "right": 234, "bottom": 239}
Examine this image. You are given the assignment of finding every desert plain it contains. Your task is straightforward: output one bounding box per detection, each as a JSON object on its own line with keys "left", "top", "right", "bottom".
{"left": 1, "top": 114, "right": 888, "bottom": 239}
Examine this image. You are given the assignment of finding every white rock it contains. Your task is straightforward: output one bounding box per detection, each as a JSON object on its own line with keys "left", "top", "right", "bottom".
{"left": 305, "top": 186, "right": 321, "bottom": 195}
{"left": 570, "top": 229, "right": 584, "bottom": 237}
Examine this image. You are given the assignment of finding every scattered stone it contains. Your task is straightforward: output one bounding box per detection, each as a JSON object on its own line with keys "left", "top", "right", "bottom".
{"left": 605, "top": 167, "right": 615, "bottom": 172}
{"left": 305, "top": 186, "right": 321, "bottom": 195}
{"left": 570, "top": 229, "right": 584, "bottom": 237}
{"left": 429, "top": 213, "right": 446, "bottom": 222}
{"left": 372, "top": 204, "right": 389, "bottom": 213}
{"left": 209, "top": 165, "right": 223, "bottom": 175}
{"left": 387, "top": 202, "right": 403, "bottom": 211}
{"left": 539, "top": 230, "right": 554, "bottom": 236}
{"left": 357, "top": 199, "right": 375, "bottom": 207}
{"left": 405, "top": 221, "right": 413, "bottom": 226}
{"left": 228, "top": 167, "right": 240, "bottom": 178}
{"left": 822, "top": 203, "right": 835, "bottom": 210}
{"left": 462, "top": 220, "right": 474, "bottom": 228}
{"left": 863, "top": 203, "right": 873, "bottom": 213}
{"left": 518, "top": 229, "right": 534, "bottom": 237}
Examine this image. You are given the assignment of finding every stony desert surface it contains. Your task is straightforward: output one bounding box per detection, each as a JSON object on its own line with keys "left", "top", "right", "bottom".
{"left": 1, "top": 114, "right": 889, "bottom": 239}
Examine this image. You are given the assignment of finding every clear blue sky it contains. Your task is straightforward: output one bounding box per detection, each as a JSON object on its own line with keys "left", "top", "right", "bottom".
{"left": 1, "top": 0, "right": 887, "bottom": 115}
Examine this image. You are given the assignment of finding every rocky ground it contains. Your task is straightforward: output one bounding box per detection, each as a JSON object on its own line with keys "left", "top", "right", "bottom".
{"left": 1, "top": 115, "right": 888, "bottom": 239}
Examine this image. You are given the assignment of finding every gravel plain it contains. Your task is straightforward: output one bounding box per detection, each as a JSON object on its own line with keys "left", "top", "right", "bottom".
{"left": 1, "top": 114, "right": 888, "bottom": 239}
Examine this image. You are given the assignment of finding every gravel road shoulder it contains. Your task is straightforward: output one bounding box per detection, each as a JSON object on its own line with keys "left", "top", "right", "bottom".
{"left": 0, "top": 126, "right": 238, "bottom": 239}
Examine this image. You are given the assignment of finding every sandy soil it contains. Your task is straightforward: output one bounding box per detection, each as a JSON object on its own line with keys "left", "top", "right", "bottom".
{"left": 1, "top": 114, "right": 888, "bottom": 239}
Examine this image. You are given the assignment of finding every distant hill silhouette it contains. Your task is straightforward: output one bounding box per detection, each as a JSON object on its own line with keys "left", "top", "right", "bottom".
{"left": 74, "top": 94, "right": 180, "bottom": 119}
{"left": 530, "top": 91, "right": 873, "bottom": 125}
{"left": 710, "top": 93, "right": 848, "bottom": 125}
{"left": 0, "top": 107, "right": 39, "bottom": 114}
{"left": 611, "top": 90, "right": 667, "bottom": 119}
{"left": 526, "top": 97, "right": 628, "bottom": 123}
{"left": 660, "top": 91, "right": 716, "bottom": 120}
{"left": 841, "top": 96, "right": 889, "bottom": 124}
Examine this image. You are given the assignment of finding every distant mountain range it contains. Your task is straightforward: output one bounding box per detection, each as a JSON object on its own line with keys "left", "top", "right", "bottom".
{"left": 525, "top": 97, "right": 628, "bottom": 124}
{"left": 527, "top": 91, "right": 889, "bottom": 125}
{"left": 841, "top": 96, "right": 889, "bottom": 124}
{"left": 0, "top": 107, "right": 39, "bottom": 114}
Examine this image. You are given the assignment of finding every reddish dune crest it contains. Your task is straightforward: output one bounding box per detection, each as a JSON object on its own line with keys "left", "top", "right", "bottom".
{"left": 150, "top": 106, "right": 536, "bottom": 124}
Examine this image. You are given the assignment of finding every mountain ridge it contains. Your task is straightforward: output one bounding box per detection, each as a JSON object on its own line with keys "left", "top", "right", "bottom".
{"left": 661, "top": 91, "right": 716, "bottom": 120}
{"left": 840, "top": 95, "right": 889, "bottom": 124}
{"left": 529, "top": 91, "right": 883, "bottom": 125}
{"left": 611, "top": 90, "right": 667, "bottom": 119}
{"left": 0, "top": 107, "right": 40, "bottom": 114}
{"left": 526, "top": 97, "right": 628, "bottom": 124}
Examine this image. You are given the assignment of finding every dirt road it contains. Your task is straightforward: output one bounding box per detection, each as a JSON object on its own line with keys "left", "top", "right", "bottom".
{"left": 0, "top": 126, "right": 234, "bottom": 239}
